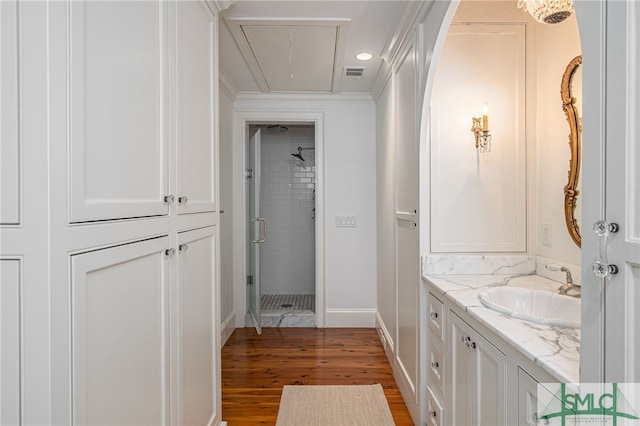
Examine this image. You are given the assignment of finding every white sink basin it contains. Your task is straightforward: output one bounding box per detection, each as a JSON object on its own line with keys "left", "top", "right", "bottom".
{"left": 478, "top": 287, "right": 580, "bottom": 328}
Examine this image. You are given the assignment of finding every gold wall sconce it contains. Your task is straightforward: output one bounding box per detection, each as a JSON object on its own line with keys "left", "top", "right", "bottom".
{"left": 471, "top": 103, "right": 491, "bottom": 153}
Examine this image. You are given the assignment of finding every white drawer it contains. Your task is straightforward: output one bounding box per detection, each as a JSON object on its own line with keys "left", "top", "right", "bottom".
{"left": 428, "top": 292, "right": 444, "bottom": 342}
{"left": 426, "top": 385, "right": 444, "bottom": 426}
{"left": 428, "top": 341, "right": 444, "bottom": 397}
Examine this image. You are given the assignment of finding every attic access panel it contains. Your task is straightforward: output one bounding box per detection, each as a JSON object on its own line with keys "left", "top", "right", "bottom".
{"left": 226, "top": 19, "right": 350, "bottom": 92}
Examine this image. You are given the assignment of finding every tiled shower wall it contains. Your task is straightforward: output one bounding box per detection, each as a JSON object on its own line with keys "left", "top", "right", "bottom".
{"left": 258, "top": 126, "right": 315, "bottom": 295}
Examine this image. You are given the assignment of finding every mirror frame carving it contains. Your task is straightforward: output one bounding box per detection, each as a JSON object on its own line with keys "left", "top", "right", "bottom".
{"left": 561, "top": 55, "right": 582, "bottom": 247}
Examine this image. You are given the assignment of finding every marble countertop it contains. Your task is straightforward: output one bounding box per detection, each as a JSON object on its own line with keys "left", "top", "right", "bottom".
{"left": 423, "top": 273, "right": 580, "bottom": 385}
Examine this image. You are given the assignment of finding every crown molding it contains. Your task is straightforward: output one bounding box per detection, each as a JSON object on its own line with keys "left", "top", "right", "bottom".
{"left": 219, "top": 69, "right": 239, "bottom": 100}
{"left": 381, "top": 0, "right": 434, "bottom": 69}
{"left": 210, "top": 0, "right": 234, "bottom": 13}
{"left": 371, "top": 60, "right": 393, "bottom": 102}
{"left": 234, "top": 91, "right": 374, "bottom": 105}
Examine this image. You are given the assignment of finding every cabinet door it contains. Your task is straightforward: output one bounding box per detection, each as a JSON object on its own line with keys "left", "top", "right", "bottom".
{"left": 474, "top": 331, "right": 506, "bottom": 425}
{"left": 449, "top": 311, "right": 506, "bottom": 426}
{"left": 449, "top": 313, "right": 473, "bottom": 426}
{"left": 175, "top": 1, "right": 216, "bottom": 215}
{"left": 518, "top": 368, "right": 572, "bottom": 426}
{"left": 69, "top": 1, "right": 169, "bottom": 222}
{"left": 518, "top": 368, "right": 543, "bottom": 426}
{"left": 395, "top": 33, "right": 419, "bottom": 402}
{"left": 0, "top": 259, "right": 20, "bottom": 425}
{"left": 1, "top": 0, "right": 20, "bottom": 225}
{"left": 174, "top": 226, "right": 217, "bottom": 425}
{"left": 71, "top": 236, "right": 170, "bottom": 425}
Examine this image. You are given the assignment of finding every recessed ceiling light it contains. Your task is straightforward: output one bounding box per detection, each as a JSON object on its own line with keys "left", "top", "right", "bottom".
{"left": 355, "top": 52, "right": 373, "bottom": 61}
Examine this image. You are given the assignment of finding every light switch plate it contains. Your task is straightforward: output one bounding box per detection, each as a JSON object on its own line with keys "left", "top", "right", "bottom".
{"left": 335, "top": 215, "right": 357, "bottom": 228}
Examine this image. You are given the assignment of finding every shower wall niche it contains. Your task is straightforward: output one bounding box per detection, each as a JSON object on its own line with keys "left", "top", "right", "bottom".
{"left": 258, "top": 125, "right": 316, "bottom": 298}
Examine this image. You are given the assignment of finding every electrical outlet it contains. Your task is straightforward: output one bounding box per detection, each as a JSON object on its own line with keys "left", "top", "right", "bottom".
{"left": 542, "top": 223, "right": 552, "bottom": 247}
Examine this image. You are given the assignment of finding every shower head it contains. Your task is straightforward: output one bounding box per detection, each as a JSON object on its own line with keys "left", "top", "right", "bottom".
{"left": 291, "top": 147, "right": 305, "bottom": 162}
{"left": 267, "top": 124, "right": 288, "bottom": 134}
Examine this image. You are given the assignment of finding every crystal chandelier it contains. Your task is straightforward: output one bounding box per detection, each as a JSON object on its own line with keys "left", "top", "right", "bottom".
{"left": 517, "top": 0, "right": 575, "bottom": 24}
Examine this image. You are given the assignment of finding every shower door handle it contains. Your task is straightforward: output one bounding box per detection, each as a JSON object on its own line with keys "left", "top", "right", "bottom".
{"left": 251, "top": 217, "right": 267, "bottom": 243}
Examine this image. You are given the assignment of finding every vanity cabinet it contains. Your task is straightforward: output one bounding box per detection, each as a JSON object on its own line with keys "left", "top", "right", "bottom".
{"left": 448, "top": 311, "right": 506, "bottom": 426}
{"left": 426, "top": 283, "right": 567, "bottom": 426}
{"left": 426, "top": 292, "right": 446, "bottom": 425}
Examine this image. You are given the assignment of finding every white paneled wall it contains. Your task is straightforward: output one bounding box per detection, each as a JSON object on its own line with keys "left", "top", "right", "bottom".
{"left": 258, "top": 126, "right": 316, "bottom": 295}
{"left": 430, "top": 23, "right": 527, "bottom": 253}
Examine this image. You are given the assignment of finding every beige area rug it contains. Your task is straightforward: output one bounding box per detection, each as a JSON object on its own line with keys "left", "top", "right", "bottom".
{"left": 275, "top": 384, "right": 396, "bottom": 426}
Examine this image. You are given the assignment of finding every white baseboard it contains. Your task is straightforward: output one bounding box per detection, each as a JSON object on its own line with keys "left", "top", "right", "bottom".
{"left": 220, "top": 312, "right": 236, "bottom": 347}
{"left": 375, "top": 312, "right": 395, "bottom": 358}
{"left": 376, "top": 311, "right": 419, "bottom": 425}
{"left": 394, "top": 357, "right": 419, "bottom": 424}
{"left": 324, "top": 309, "right": 376, "bottom": 327}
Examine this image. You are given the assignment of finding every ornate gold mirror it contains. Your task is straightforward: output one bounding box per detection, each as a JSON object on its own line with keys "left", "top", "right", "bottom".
{"left": 561, "top": 55, "right": 582, "bottom": 247}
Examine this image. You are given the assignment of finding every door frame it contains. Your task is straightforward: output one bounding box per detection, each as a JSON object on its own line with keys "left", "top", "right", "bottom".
{"left": 232, "top": 111, "right": 325, "bottom": 328}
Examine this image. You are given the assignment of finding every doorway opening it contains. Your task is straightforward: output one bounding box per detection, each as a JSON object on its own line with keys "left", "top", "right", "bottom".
{"left": 245, "top": 123, "right": 318, "bottom": 331}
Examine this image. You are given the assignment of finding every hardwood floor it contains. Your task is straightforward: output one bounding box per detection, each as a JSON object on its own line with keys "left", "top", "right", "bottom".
{"left": 221, "top": 328, "right": 414, "bottom": 425}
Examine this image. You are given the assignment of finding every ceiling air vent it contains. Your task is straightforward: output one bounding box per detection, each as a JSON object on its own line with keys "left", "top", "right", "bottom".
{"left": 343, "top": 67, "right": 365, "bottom": 80}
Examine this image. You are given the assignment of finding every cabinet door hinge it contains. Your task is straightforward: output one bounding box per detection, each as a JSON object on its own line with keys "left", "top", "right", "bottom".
{"left": 247, "top": 275, "right": 253, "bottom": 285}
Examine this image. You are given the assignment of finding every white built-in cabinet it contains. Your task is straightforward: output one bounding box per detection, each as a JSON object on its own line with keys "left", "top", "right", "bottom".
{"left": 174, "top": 226, "right": 217, "bottom": 425}
{"left": 1, "top": 0, "right": 221, "bottom": 423}
{"left": 69, "top": 0, "right": 216, "bottom": 222}
{"left": 426, "top": 288, "right": 561, "bottom": 426}
{"left": 71, "top": 227, "right": 217, "bottom": 425}
{"left": 175, "top": 1, "right": 217, "bottom": 215}
{"left": 448, "top": 312, "right": 506, "bottom": 426}
{"left": 69, "top": 0, "right": 170, "bottom": 223}
{"left": 71, "top": 237, "right": 172, "bottom": 425}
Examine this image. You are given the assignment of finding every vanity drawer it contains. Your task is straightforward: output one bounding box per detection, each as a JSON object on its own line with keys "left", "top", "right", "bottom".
{"left": 428, "top": 293, "right": 445, "bottom": 342}
{"left": 426, "top": 385, "right": 444, "bottom": 426}
{"left": 428, "top": 341, "right": 445, "bottom": 396}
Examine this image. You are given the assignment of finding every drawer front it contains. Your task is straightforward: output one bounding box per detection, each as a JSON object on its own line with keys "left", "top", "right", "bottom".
{"left": 428, "top": 341, "right": 445, "bottom": 397}
{"left": 428, "top": 293, "right": 444, "bottom": 342}
{"left": 426, "top": 385, "right": 444, "bottom": 426}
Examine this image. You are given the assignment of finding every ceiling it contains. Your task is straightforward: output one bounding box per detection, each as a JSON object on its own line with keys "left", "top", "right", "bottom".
{"left": 219, "top": 1, "right": 410, "bottom": 94}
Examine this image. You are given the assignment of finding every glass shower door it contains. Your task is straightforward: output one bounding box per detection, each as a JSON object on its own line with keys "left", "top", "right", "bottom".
{"left": 246, "top": 128, "right": 263, "bottom": 334}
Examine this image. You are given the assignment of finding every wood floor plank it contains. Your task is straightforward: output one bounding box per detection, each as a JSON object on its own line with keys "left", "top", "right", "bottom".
{"left": 222, "top": 328, "right": 414, "bottom": 425}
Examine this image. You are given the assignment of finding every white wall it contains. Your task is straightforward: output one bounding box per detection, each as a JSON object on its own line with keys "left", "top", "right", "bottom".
{"left": 219, "top": 84, "right": 235, "bottom": 343}
{"left": 234, "top": 94, "right": 378, "bottom": 327}
{"left": 258, "top": 126, "right": 316, "bottom": 295}
{"left": 535, "top": 15, "right": 581, "bottom": 266}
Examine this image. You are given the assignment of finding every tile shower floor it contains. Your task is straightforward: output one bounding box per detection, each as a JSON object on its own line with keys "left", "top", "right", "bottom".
{"left": 255, "top": 294, "right": 316, "bottom": 327}
{"left": 261, "top": 294, "right": 315, "bottom": 312}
